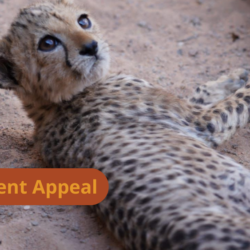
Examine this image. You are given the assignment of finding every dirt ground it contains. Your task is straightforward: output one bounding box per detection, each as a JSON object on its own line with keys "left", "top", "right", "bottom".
{"left": 0, "top": 0, "right": 250, "bottom": 249}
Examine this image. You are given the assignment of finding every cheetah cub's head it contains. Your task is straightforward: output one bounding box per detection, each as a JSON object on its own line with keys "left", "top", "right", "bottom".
{"left": 0, "top": 0, "right": 110, "bottom": 103}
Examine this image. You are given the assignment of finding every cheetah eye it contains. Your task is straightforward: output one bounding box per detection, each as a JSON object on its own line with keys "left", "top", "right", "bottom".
{"left": 78, "top": 14, "right": 91, "bottom": 29}
{"left": 38, "top": 36, "right": 60, "bottom": 52}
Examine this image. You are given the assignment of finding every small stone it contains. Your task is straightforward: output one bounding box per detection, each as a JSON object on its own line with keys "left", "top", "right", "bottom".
{"left": 60, "top": 228, "right": 67, "bottom": 233}
{"left": 137, "top": 21, "right": 152, "bottom": 31}
{"left": 71, "top": 226, "right": 79, "bottom": 232}
{"left": 231, "top": 32, "right": 240, "bottom": 42}
{"left": 7, "top": 212, "right": 13, "bottom": 217}
{"left": 80, "top": 240, "right": 86, "bottom": 243}
{"left": 232, "top": 144, "right": 238, "bottom": 149}
{"left": 178, "top": 42, "right": 184, "bottom": 47}
{"left": 157, "top": 76, "right": 168, "bottom": 85}
{"left": 23, "top": 206, "right": 30, "bottom": 210}
{"left": 189, "top": 49, "right": 198, "bottom": 57}
{"left": 138, "top": 21, "right": 147, "bottom": 28}
{"left": 31, "top": 221, "right": 39, "bottom": 226}
{"left": 152, "top": 67, "right": 158, "bottom": 73}
{"left": 56, "top": 207, "right": 66, "bottom": 212}
{"left": 190, "top": 17, "right": 201, "bottom": 26}
{"left": 177, "top": 49, "right": 183, "bottom": 56}
{"left": 24, "top": 227, "right": 31, "bottom": 233}
{"left": 41, "top": 213, "right": 48, "bottom": 218}
{"left": 197, "top": 0, "right": 204, "bottom": 4}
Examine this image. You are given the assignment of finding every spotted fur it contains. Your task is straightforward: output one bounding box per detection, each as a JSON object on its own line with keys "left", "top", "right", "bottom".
{"left": 1, "top": 1, "right": 250, "bottom": 250}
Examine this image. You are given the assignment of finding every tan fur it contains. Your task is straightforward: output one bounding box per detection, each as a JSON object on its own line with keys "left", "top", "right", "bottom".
{"left": 1, "top": 1, "right": 250, "bottom": 250}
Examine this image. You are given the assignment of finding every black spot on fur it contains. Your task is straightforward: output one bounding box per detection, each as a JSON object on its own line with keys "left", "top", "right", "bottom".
{"left": 221, "top": 112, "right": 228, "bottom": 123}
{"left": 189, "top": 229, "right": 198, "bottom": 239}
{"left": 206, "top": 164, "right": 217, "bottom": 170}
{"left": 196, "top": 126, "right": 206, "bottom": 132}
{"left": 196, "top": 98, "right": 204, "bottom": 104}
{"left": 210, "top": 182, "right": 220, "bottom": 190}
{"left": 131, "top": 228, "right": 137, "bottom": 238}
{"left": 213, "top": 109, "right": 221, "bottom": 114}
{"left": 152, "top": 206, "right": 162, "bottom": 214}
{"left": 183, "top": 242, "right": 199, "bottom": 250}
{"left": 226, "top": 106, "right": 233, "bottom": 114}
{"left": 236, "top": 93, "right": 244, "bottom": 98}
{"left": 172, "top": 230, "right": 186, "bottom": 243}
{"left": 236, "top": 104, "right": 244, "bottom": 114}
{"left": 137, "top": 215, "right": 145, "bottom": 226}
{"left": 150, "top": 177, "right": 162, "bottom": 183}
{"left": 118, "top": 227, "right": 125, "bottom": 239}
{"left": 159, "top": 239, "right": 171, "bottom": 250}
{"left": 149, "top": 218, "right": 160, "bottom": 229}
{"left": 109, "top": 199, "right": 116, "bottom": 211}
{"left": 207, "top": 123, "right": 215, "bottom": 133}
{"left": 133, "top": 79, "right": 143, "bottom": 83}
{"left": 182, "top": 121, "right": 189, "bottom": 126}
{"left": 199, "top": 224, "right": 216, "bottom": 231}
{"left": 134, "top": 185, "right": 147, "bottom": 192}
{"left": 125, "top": 82, "right": 133, "bottom": 87}
{"left": 117, "top": 208, "right": 124, "bottom": 220}
{"left": 37, "top": 72, "right": 41, "bottom": 82}
{"left": 244, "top": 96, "right": 250, "bottom": 104}
{"left": 140, "top": 197, "right": 152, "bottom": 205}
{"left": 127, "top": 208, "right": 134, "bottom": 220}
{"left": 227, "top": 246, "right": 238, "bottom": 250}
{"left": 151, "top": 236, "right": 158, "bottom": 248}
{"left": 124, "top": 193, "right": 136, "bottom": 202}
{"left": 124, "top": 159, "right": 137, "bottom": 165}
{"left": 124, "top": 166, "right": 136, "bottom": 173}
{"left": 228, "top": 183, "right": 235, "bottom": 191}
{"left": 99, "top": 156, "right": 109, "bottom": 162}
{"left": 59, "top": 127, "right": 65, "bottom": 135}
{"left": 123, "top": 180, "right": 134, "bottom": 189}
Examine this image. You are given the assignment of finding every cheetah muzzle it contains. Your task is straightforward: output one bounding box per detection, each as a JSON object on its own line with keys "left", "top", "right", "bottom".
{"left": 1, "top": 0, "right": 250, "bottom": 250}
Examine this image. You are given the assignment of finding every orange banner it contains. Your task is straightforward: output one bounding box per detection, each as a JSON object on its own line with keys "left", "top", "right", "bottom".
{"left": 0, "top": 169, "right": 109, "bottom": 205}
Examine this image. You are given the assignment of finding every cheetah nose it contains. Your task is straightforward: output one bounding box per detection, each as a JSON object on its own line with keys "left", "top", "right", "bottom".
{"left": 79, "top": 40, "right": 98, "bottom": 56}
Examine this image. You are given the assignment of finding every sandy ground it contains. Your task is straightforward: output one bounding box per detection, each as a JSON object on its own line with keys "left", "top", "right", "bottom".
{"left": 0, "top": 0, "right": 250, "bottom": 249}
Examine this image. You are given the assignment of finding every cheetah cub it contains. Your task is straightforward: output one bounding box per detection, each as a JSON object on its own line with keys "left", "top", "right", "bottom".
{"left": 1, "top": 0, "right": 250, "bottom": 249}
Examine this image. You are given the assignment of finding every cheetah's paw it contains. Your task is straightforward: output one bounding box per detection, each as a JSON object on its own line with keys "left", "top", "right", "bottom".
{"left": 190, "top": 68, "right": 249, "bottom": 105}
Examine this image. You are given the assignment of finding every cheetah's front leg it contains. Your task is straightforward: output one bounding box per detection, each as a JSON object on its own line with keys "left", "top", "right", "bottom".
{"left": 190, "top": 68, "right": 248, "bottom": 105}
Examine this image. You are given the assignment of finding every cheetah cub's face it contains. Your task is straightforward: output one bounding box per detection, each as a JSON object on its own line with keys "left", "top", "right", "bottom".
{"left": 0, "top": 0, "right": 110, "bottom": 103}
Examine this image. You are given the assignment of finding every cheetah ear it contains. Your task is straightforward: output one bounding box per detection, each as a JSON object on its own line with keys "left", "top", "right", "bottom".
{"left": 0, "top": 41, "right": 19, "bottom": 90}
